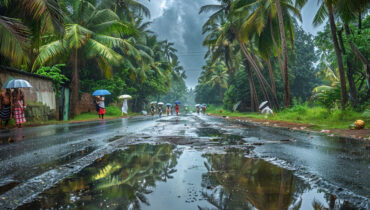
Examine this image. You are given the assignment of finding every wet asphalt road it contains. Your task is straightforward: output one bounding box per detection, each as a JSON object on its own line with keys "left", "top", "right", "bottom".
{"left": 0, "top": 114, "right": 369, "bottom": 208}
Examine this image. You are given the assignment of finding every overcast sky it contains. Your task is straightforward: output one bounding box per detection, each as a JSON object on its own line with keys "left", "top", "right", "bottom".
{"left": 141, "top": 0, "right": 324, "bottom": 88}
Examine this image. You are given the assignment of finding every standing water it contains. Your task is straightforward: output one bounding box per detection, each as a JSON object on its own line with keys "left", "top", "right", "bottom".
{"left": 18, "top": 143, "right": 356, "bottom": 209}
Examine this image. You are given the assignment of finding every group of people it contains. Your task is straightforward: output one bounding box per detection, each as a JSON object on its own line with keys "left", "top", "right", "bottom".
{"left": 196, "top": 105, "right": 207, "bottom": 115}
{"left": 94, "top": 96, "right": 106, "bottom": 119}
{"left": 0, "top": 88, "right": 27, "bottom": 128}
{"left": 151, "top": 103, "right": 180, "bottom": 117}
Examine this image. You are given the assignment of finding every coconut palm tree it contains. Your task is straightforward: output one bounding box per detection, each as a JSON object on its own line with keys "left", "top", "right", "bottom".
{"left": 33, "top": 0, "right": 134, "bottom": 116}
{"left": 236, "top": 0, "right": 306, "bottom": 107}
{"left": 313, "top": 0, "right": 348, "bottom": 109}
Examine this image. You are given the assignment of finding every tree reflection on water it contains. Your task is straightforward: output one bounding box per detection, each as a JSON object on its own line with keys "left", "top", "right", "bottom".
{"left": 19, "top": 144, "right": 182, "bottom": 210}
{"left": 200, "top": 148, "right": 303, "bottom": 210}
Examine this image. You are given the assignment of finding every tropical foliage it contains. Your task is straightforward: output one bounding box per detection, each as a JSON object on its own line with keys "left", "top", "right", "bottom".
{"left": 0, "top": 0, "right": 187, "bottom": 115}
{"left": 196, "top": 0, "right": 369, "bottom": 112}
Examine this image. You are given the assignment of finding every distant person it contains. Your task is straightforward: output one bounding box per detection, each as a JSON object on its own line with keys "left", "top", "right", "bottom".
{"left": 196, "top": 106, "right": 200, "bottom": 114}
{"left": 12, "top": 88, "right": 26, "bottom": 128}
{"left": 158, "top": 105, "right": 163, "bottom": 117}
{"left": 150, "top": 103, "right": 155, "bottom": 116}
{"left": 97, "top": 96, "right": 106, "bottom": 119}
{"left": 202, "top": 106, "right": 206, "bottom": 114}
{"left": 0, "top": 89, "right": 12, "bottom": 129}
{"left": 166, "top": 105, "right": 170, "bottom": 116}
{"left": 175, "top": 104, "right": 179, "bottom": 116}
{"left": 122, "top": 99, "right": 128, "bottom": 116}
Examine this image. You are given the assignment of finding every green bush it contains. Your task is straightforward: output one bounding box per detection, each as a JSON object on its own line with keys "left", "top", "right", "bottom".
{"left": 105, "top": 106, "right": 121, "bottom": 116}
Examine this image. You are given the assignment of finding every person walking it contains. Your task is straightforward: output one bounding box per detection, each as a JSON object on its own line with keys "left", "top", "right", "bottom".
{"left": 12, "top": 88, "right": 26, "bottom": 128}
{"left": 0, "top": 89, "right": 12, "bottom": 129}
{"left": 122, "top": 99, "right": 128, "bottom": 116}
{"left": 166, "top": 105, "right": 170, "bottom": 116}
{"left": 150, "top": 103, "right": 155, "bottom": 116}
{"left": 158, "top": 105, "right": 163, "bottom": 117}
{"left": 196, "top": 105, "right": 200, "bottom": 115}
{"left": 97, "top": 96, "right": 106, "bottom": 119}
{"left": 175, "top": 104, "right": 179, "bottom": 116}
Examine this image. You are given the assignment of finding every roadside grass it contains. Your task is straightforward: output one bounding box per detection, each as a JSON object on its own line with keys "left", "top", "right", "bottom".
{"left": 207, "top": 105, "right": 370, "bottom": 130}
{"left": 1, "top": 106, "right": 139, "bottom": 128}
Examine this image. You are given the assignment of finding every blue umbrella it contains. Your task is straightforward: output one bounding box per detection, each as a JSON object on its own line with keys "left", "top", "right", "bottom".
{"left": 2, "top": 79, "right": 32, "bottom": 88}
{"left": 174, "top": 101, "right": 181, "bottom": 105}
{"left": 92, "top": 90, "right": 111, "bottom": 96}
{"left": 166, "top": 103, "right": 172, "bottom": 107}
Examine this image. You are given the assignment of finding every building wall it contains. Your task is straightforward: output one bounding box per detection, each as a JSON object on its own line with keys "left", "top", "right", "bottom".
{"left": 0, "top": 67, "right": 56, "bottom": 110}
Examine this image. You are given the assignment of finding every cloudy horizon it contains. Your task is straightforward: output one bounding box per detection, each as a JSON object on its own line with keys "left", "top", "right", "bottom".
{"left": 142, "top": 0, "right": 324, "bottom": 88}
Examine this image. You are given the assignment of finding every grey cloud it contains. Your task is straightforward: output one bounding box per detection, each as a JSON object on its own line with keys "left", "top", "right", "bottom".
{"left": 147, "top": 0, "right": 216, "bottom": 88}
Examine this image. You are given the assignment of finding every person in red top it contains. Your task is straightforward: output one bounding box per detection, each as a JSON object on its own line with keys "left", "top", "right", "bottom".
{"left": 175, "top": 104, "right": 179, "bottom": 115}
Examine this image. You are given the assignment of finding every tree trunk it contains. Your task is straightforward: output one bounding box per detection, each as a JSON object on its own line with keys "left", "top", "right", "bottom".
{"left": 338, "top": 28, "right": 358, "bottom": 107}
{"left": 224, "top": 45, "right": 233, "bottom": 74}
{"left": 275, "top": 0, "right": 290, "bottom": 108}
{"left": 266, "top": 57, "right": 279, "bottom": 109}
{"left": 245, "top": 60, "right": 258, "bottom": 112}
{"left": 270, "top": 19, "right": 284, "bottom": 77}
{"left": 344, "top": 24, "right": 370, "bottom": 90}
{"left": 239, "top": 41, "right": 278, "bottom": 109}
{"left": 358, "top": 12, "right": 362, "bottom": 34}
{"left": 71, "top": 48, "right": 79, "bottom": 117}
{"left": 328, "top": 3, "right": 347, "bottom": 109}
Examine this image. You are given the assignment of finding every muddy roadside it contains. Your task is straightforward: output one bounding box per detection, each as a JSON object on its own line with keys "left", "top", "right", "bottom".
{"left": 209, "top": 114, "right": 370, "bottom": 141}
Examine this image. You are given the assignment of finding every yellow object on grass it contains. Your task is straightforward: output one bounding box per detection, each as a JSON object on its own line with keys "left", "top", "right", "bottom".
{"left": 354, "top": 120, "right": 365, "bottom": 129}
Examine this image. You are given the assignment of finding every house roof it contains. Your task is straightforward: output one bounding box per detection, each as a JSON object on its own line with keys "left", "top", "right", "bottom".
{"left": 0, "top": 65, "right": 53, "bottom": 81}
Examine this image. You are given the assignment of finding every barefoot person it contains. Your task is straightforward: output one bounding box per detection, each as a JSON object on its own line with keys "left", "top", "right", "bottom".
{"left": 12, "top": 88, "right": 26, "bottom": 128}
{"left": 0, "top": 89, "right": 12, "bottom": 128}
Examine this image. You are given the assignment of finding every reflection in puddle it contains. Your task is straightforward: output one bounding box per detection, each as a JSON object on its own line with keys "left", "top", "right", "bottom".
{"left": 18, "top": 144, "right": 355, "bottom": 209}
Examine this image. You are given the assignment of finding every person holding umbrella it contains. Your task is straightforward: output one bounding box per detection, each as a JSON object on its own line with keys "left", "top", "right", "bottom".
{"left": 119, "top": 95, "right": 132, "bottom": 117}
{"left": 0, "top": 89, "right": 12, "bottom": 129}
{"left": 195, "top": 104, "right": 200, "bottom": 115}
{"left": 158, "top": 102, "right": 164, "bottom": 117}
{"left": 174, "top": 101, "right": 180, "bottom": 116}
{"left": 12, "top": 88, "right": 27, "bottom": 127}
{"left": 166, "top": 103, "right": 171, "bottom": 116}
{"left": 3, "top": 79, "right": 32, "bottom": 128}
{"left": 92, "top": 90, "right": 111, "bottom": 120}
{"left": 150, "top": 102, "right": 156, "bottom": 116}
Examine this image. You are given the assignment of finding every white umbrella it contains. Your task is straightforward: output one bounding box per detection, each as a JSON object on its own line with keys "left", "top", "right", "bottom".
{"left": 158, "top": 102, "right": 164, "bottom": 106}
{"left": 119, "top": 94, "right": 132, "bottom": 99}
{"left": 150, "top": 101, "right": 157, "bottom": 105}
{"left": 2, "top": 79, "right": 32, "bottom": 88}
{"left": 259, "top": 101, "right": 268, "bottom": 109}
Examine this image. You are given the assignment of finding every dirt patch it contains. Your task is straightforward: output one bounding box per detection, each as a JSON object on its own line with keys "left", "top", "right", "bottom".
{"left": 210, "top": 114, "right": 370, "bottom": 140}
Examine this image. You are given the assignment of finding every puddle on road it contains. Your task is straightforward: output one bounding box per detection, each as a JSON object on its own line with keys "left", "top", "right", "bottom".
{"left": 17, "top": 143, "right": 356, "bottom": 210}
{"left": 197, "top": 127, "right": 245, "bottom": 145}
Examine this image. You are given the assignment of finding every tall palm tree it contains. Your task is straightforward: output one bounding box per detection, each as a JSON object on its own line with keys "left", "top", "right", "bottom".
{"left": 236, "top": 0, "right": 305, "bottom": 107}
{"left": 33, "top": 0, "right": 134, "bottom": 116}
{"left": 314, "top": 0, "right": 348, "bottom": 109}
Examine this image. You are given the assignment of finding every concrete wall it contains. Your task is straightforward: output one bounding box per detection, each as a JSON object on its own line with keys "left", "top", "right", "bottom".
{"left": 0, "top": 66, "right": 56, "bottom": 110}
{"left": 75, "top": 93, "right": 96, "bottom": 115}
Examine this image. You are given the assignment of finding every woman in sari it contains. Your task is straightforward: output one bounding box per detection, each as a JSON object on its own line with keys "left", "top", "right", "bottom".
{"left": 12, "top": 88, "right": 26, "bottom": 128}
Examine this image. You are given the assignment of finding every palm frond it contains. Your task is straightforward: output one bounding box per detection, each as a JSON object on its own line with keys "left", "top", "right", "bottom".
{"left": 32, "top": 40, "right": 66, "bottom": 70}
{"left": 199, "top": 4, "right": 224, "bottom": 14}
{"left": 0, "top": 16, "right": 30, "bottom": 66}
{"left": 313, "top": 2, "right": 328, "bottom": 27}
